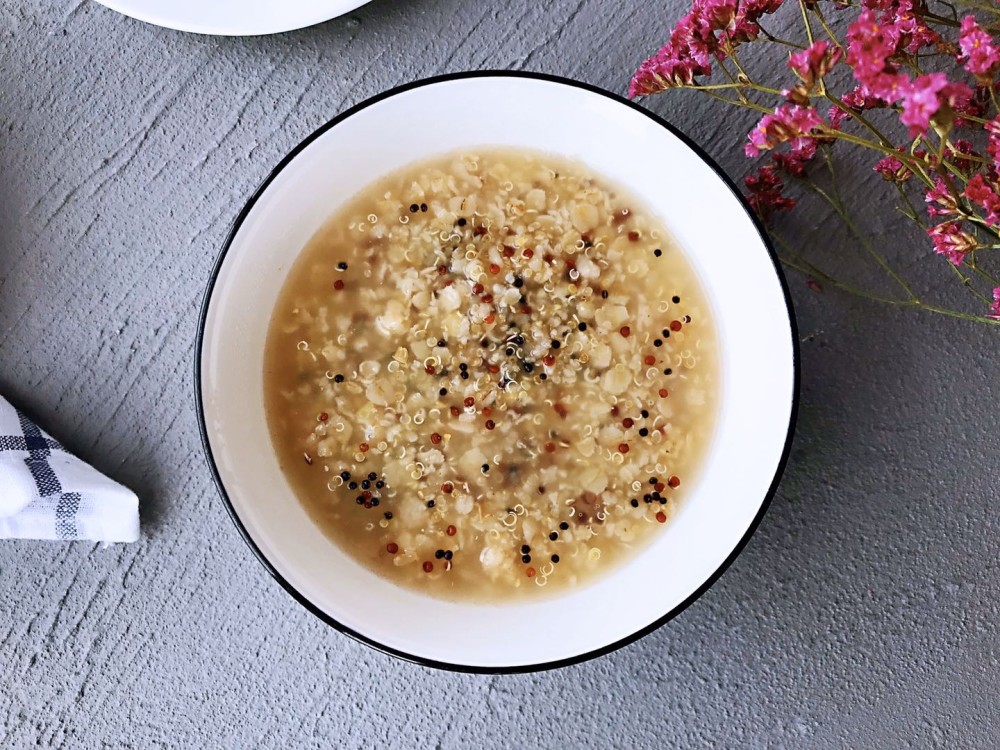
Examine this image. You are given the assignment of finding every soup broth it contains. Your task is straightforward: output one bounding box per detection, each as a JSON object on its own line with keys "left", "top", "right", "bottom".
{"left": 264, "top": 149, "right": 717, "bottom": 601}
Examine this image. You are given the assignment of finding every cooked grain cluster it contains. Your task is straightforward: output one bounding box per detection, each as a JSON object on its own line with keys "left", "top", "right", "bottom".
{"left": 265, "top": 149, "right": 716, "bottom": 600}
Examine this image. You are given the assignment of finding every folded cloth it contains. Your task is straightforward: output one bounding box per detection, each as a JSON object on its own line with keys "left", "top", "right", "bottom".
{"left": 0, "top": 395, "right": 139, "bottom": 542}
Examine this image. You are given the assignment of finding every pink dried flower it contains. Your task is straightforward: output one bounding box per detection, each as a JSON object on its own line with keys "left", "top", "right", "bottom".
{"left": 873, "top": 153, "right": 911, "bottom": 182}
{"left": 629, "top": 0, "right": 785, "bottom": 96}
{"left": 900, "top": 72, "right": 948, "bottom": 136}
{"left": 630, "top": 15, "right": 711, "bottom": 94}
{"left": 745, "top": 165, "right": 796, "bottom": 221}
{"left": 631, "top": 38, "right": 710, "bottom": 94}
{"left": 959, "top": 15, "right": 1000, "bottom": 77}
{"left": 846, "top": 10, "right": 902, "bottom": 96}
{"left": 728, "top": 0, "right": 785, "bottom": 46}
{"left": 985, "top": 116, "right": 1000, "bottom": 169}
{"left": 891, "top": 0, "right": 940, "bottom": 54}
{"left": 898, "top": 74, "right": 972, "bottom": 137}
{"left": 830, "top": 84, "right": 894, "bottom": 126}
{"left": 788, "top": 40, "right": 843, "bottom": 86}
{"left": 988, "top": 287, "right": 1000, "bottom": 319}
{"left": 745, "top": 104, "right": 825, "bottom": 156}
{"left": 925, "top": 177, "right": 961, "bottom": 218}
{"left": 771, "top": 141, "right": 817, "bottom": 176}
{"left": 964, "top": 173, "right": 1000, "bottom": 227}
{"left": 942, "top": 80, "right": 978, "bottom": 125}
{"left": 927, "top": 221, "right": 977, "bottom": 265}
{"left": 946, "top": 139, "right": 978, "bottom": 174}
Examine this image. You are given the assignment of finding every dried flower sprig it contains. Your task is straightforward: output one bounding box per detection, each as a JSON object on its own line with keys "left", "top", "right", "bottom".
{"left": 631, "top": 0, "right": 1000, "bottom": 324}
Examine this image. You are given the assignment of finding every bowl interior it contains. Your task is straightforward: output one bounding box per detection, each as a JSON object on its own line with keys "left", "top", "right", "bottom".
{"left": 199, "top": 74, "right": 796, "bottom": 670}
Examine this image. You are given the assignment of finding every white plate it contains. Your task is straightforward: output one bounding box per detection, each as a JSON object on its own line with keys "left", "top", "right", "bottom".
{"left": 95, "top": 0, "right": 371, "bottom": 36}
{"left": 197, "top": 73, "right": 798, "bottom": 672}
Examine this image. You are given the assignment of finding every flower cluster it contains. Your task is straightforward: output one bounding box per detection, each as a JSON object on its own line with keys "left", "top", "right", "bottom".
{"left": 632, "top": 0, "right": 1000, "bottom": 325}
{"left": 629, "top": 0, "right": 783, "bottom": 94}
{"left": 745, "top": 164, "right": 796, "bottom": 221}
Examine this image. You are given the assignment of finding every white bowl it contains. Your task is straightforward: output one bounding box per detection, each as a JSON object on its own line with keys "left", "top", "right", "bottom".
{"left": 196, "top": 72, "right": 798, "bottom": 672}
{"left": 95, "top": 0, "right": 371, "bottom": 36}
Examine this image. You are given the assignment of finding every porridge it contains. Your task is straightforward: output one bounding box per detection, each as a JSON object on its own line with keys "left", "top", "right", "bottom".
{"left": 264, "top": 149, "right": 717, "bottom": 601}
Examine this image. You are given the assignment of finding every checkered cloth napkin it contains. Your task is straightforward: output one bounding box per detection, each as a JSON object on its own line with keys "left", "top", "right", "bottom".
{"left": 0, "top": 396, "right": 139, "bottom": 542}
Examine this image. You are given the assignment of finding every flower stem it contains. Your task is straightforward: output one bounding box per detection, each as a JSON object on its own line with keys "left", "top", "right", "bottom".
{"left": 774, "top": 233, "right": 1000, "bottom": 324}
{"left": 798, "top": 0, "right": 815, "bottom": 46}
{"left": 756, "top": 22, "right": 808, "bottom": 49}
{"left": 922, "top": 10, "right": 961, "bottom": 27}
{"left": 699, "top": 89, "right": 773, "bottom": 115}
{"left": 809, "top": 4, "right": 844, "bottom": 53}
{"left": 688, "top": 82, "right": 784, "bottom": 95}
{"left": 812, "top": 151, "right": 919, "bottom": 299}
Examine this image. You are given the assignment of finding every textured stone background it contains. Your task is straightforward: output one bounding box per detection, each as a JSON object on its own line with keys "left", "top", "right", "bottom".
{"left": 1, "top": 0, "right": 998, "bottom": 747}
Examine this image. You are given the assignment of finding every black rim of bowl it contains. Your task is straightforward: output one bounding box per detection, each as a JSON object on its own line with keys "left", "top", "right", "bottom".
{"left": 194, "top": 70, "right": 801, "bottom": 675}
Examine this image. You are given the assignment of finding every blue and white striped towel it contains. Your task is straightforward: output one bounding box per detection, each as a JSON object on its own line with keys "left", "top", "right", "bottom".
{"left": 0, "top": 396, "right": 139, "bottom": 542}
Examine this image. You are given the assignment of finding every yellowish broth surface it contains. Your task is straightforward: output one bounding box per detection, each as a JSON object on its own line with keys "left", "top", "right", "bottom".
{"left": 264, "top": 149, "right": 717, "bottom": 601}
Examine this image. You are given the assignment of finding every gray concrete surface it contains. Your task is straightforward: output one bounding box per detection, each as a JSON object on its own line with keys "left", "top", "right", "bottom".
{"left": 1, "top": 0, "right": 999, "bottom": 747}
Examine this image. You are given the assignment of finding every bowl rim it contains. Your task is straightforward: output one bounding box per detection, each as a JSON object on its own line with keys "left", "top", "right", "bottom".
{"left": 194, "top": 70, "right": 800, "bottom": 674}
